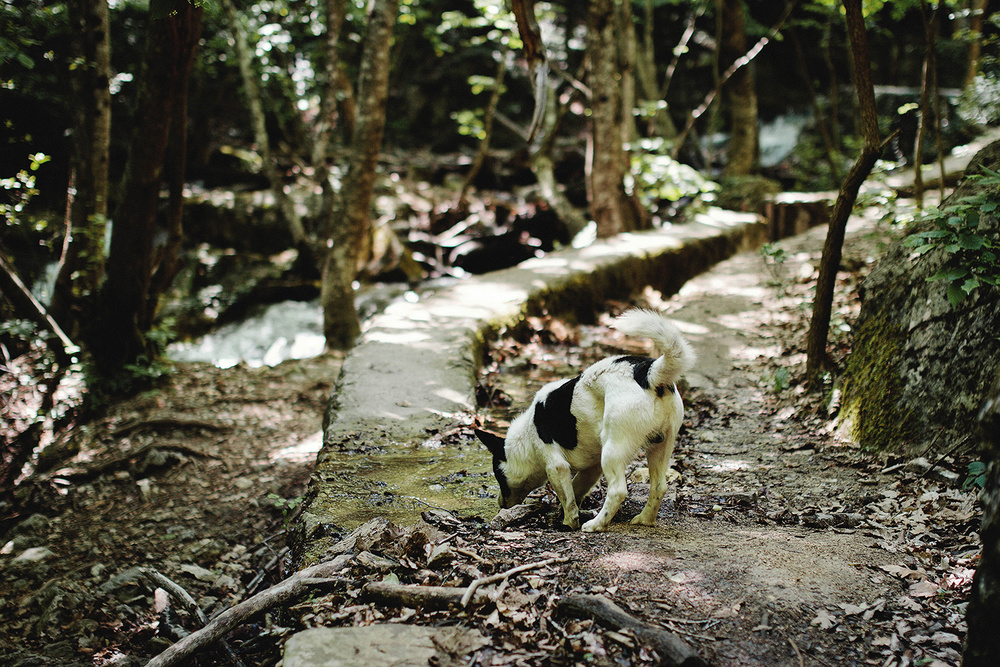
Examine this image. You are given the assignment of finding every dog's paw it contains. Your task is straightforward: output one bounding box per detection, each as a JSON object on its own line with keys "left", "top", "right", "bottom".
{"left": 581, "top": 517, "right": 606, "bottom": 532}
{"left": 629, "top": 514, "right": 655, "bottom": 526}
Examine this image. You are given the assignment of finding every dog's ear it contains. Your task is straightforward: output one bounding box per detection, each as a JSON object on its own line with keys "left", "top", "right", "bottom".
{"left": 475, "top": 428, "right": 506, "bottom": 459}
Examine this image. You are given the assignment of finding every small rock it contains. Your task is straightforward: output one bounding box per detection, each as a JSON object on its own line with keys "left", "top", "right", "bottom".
{"left": 178, "top": 563, "right": 218, "bottom": 582}
{"left": 13, "top": 546, "right": 55, "bottom": 564}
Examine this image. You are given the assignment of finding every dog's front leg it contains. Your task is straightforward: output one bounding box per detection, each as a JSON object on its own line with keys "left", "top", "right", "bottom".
{"left": 582, "top": 454, "right": 627, "bottom": 532}
{"left": 545, "top": 461, "right": 580, "bottom": 530}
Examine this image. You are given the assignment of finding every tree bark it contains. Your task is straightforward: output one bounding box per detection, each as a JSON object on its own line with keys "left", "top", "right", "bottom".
{"left": 222, "top": 0, "right": 309, "bottom": 248}
{"left": 964, "top": 0, "right": 987, "bottom": 90}
{"left": 964, "top": 369, "right": 1000, "bottom": 666}
{"left": 51, "top": 0, "right": 111, "bottom": 339}
{"left": 87, "top": 2, "right": 202, "bottom": 377}
{"left": 720, "top": 0, "right": 758, "bottom": 176}
{"left": 586, "top": 0, "right": 640, "bottom": 238}
{"left": 321, "top": 0, "right": 398, "bottom": 349}
{"left": 805, "top": 0, "right": 884, "bottom": 384}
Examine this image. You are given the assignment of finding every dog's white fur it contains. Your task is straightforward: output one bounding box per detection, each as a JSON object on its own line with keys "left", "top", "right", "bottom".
{"left": 477, "top": 309, "right": 695, "bottom": 532}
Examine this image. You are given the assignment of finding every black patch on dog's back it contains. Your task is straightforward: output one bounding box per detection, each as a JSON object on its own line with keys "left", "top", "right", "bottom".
{"left": 533, "top": 376, "right": 580, "bottom": 449}
{"left": 614, "top": 355, "right": 655, "bottom": 389}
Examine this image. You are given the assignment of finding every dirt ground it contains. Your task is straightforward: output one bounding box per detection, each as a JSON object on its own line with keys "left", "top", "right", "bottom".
{"left": 0, "top": 215, "right": 982, "bottom": 666}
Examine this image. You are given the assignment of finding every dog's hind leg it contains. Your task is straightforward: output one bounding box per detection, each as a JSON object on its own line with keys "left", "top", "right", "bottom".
{"left": 545, "top": 460, "right": 581, "bottom": 530}
{"left": 582, "top": 450, "right": 628, "bottom": 532}
{"left": 572, "top": 463, "right": 603, "bottom": 504}
{"left": 630, "top": 431, "right": 676, "bottom": 526}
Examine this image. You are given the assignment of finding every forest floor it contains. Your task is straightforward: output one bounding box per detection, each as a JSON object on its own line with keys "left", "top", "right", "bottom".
{"left": 0, "top": 212, "right": 984, "bottom": 667}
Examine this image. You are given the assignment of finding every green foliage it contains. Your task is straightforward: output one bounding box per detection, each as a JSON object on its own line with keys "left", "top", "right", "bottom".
{"left": 1, "top": 152, "right": 48, "bottom": 227}
{"left": 770, "top": 367, "right": 791, "bottom": 394}
{"left": 627, "top": 138, "right": 718, "bottom": 215}
{"left": 903, "top": 167, "right": 1000, "bottom": 308}
{"left": 760, "top": 242, "right": 789, "bottom": 295}
{"left": 963, "top": 460, "right": 987, "bottom": 491}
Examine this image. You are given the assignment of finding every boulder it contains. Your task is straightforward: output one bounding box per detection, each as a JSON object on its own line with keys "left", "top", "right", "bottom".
{"left": 839, "top": 139, "right": 1000, "bottom": 453}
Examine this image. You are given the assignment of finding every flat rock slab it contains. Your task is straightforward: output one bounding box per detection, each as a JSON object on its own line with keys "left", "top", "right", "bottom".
{"left": 283, "top": 625, "right": 488, "bottom": 667}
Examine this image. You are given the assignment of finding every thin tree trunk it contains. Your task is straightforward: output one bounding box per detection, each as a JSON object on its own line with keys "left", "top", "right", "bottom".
{"left": 457, "top": 50, "right": 507, "bottom": 207}
{"left": 791, "top": 28, "right": 840, "bottom": 183}
{"left": 89, "top": 3, "right": 202, "bottom": 377}
{"left": 222, "top": 0, "right": 310, "bottom": 248}
{"left": 51, "top": 0, "right": 111, "bottom": 338}
{"left": 147, "top": 11, "right": 200, "bottom": 326}
{"left": 321, "top": 0, "right": 398, "bottom": 349}
{"left": 721, "top": 0, "right": 758, "bottom": 176}
{"left": 913, "top": 1, "right": 938, "bottom": 209}
{"left": 671, "top": 0, "right": 795, "bottom": 161}
{"left": 964, "top": 0, "right": 987, "bottom": 90}
{"left": 805, "top": 0, "right": 887, "bottom": 384}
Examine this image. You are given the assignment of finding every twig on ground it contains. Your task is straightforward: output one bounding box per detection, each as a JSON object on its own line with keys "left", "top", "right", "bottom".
{"left": 460, "top": 556, "right": 569, "bottom": 607}
{"left": 143, "top": 554, "right": 353, "bottom": 667}
{"left": 361, "top": 581, "right": 491, "bottom": 609}
{"left": 141, "top": 569, "right": 244, "bottom": 667}
{"left": 788, "top": 636, "right": 805, "bottom": 667}
{"left": 558, "top": 593, "right": 712, "bottom": 667}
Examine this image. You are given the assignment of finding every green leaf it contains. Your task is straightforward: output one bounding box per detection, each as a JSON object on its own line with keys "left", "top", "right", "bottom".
{"left": 927, "top": 266, "right": 969, "bottom": 282}
{"left": 962, "top": 277, "right": 980, "bottom": 294}
{"left": 959, "top": 234, "right": 986, "bottom": 250}
{"left": 16, "top": 53, "right": 35, "bottom": 70}
{"left": 947, "top": 283, "right": 966, "bottom": 307}
{"left": 982, "top": 201, "right": 998, "bottom": 213}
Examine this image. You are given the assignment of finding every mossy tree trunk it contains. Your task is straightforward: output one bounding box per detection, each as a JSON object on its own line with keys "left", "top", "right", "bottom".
{"left": 320, "top": 0, "right": 398, "bottom": 349}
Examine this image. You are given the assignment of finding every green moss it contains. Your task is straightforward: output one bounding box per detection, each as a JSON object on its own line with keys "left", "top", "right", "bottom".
{"left": 840, "top": 310, "right": 918, "bottom": 453}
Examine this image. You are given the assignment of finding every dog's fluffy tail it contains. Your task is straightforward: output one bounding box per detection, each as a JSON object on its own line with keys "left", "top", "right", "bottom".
{"left": 613, "top": 308, "right": 696, "bottom": 386}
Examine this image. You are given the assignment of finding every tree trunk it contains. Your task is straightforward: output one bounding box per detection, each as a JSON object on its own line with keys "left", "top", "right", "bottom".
{"left": 720, "top": 0, "right": 758, "bottom": 176}
{"left": 321, "top": 0, "right": 398, "bottom": 349}
{"left": 964, "top": 369, "right": 1000, "bottom": 666}
{"left": 87, "top": 3, "right": 202, "bottom": 378}
{"left": 805, "top": 0, "right": 884, "bottom": 384}
{"left": 222, "top": 0, "right": 309, "bottom": 248}
{"left": 964, "top": 0, "right": 987, "bottom": 90}
{"left": 586, "top": 0, "right": 640, "bottom": 238}
{"left": 51, "top": 0, "right": 111, "bottom": 339}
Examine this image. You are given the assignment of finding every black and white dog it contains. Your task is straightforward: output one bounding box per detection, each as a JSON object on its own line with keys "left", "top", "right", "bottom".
{"left": 476, "top": 308, "right": 695, "bottom": 532}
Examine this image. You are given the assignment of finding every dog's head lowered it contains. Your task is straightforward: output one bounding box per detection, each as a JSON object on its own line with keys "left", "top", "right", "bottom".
{"left": 475, "top": 428, "right": 535, "bottom": 509}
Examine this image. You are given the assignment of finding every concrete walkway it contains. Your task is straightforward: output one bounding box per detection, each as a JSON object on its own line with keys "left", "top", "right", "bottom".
{"left": 298, "top": 208, "right": 776, "bottom": 546}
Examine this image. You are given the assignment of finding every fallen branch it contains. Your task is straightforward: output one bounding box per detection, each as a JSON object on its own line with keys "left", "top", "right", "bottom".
{"left": 113, "top": 416, "right": 231, "bottom": 438}
{"left": 143, "top": 554, "right": 353, "bottom": 667}
{"left": 142, "top": 569, "right": 244, "bottom": 667}
{"left": 361, "top": 581, "right": 491, "bottom": 609}
{"left": 0, "top": 250, "right": 78, "bottom": 363}
{"left": 557, "top": 594, "right": 712, "bottom": 667}
{"left": 47, "top": 441, "right": 217, "bottom": 483}
{"left": 460, "top": 556, "right": 569, "bottom": 607}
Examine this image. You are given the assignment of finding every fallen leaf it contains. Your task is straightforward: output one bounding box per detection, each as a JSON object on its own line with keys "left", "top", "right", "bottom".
{"left": 930, "top": 631, "right": 961, "bottom": 645}
{"left": 811, "top": 609, "right": 836, "bottom": 630}
{"left": 909, "top": 580, "right": 940, "bottom": 598}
